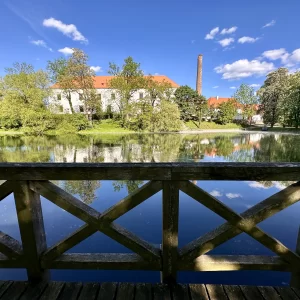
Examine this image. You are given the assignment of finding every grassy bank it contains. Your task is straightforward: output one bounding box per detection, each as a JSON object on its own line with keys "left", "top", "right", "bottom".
{"left": 0, "top": 130, "right": 23, "bottom": 136}
{"left": 80, "top": 120, "right": 134, "bottom": 134}
{"left": 185, "top": 121, "right": 241, "bottom": 130}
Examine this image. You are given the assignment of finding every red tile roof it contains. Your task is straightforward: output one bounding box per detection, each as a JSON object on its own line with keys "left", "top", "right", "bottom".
{"left": 51, "top": 75, "right": 179, "bottom": 89}
{"left": 208, "top": 97, "right": 234, "bottom": 107}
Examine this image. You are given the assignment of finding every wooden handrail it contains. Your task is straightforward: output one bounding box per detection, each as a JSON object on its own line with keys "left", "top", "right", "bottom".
{"left": 0, "top": 163, "right": 299, "bottom": 287}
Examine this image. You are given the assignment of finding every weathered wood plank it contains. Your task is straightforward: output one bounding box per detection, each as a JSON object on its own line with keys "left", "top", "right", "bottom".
{"left": 20, "top": 281, "right": 47, "bottom": 300}
{"left": 0, "top": 232, "right": 23, "bottom": 259}
{"left": 291, "top": 226, "right": 300, "bottom": 288}
{"left": 257, "top": 286, "right": 281, "bottom": 300}
{"left": 172, "top": 284, "right": 190, "bottom": 300}
{"left": 162, "top": 181, "right": 179, "bottom": 284}
{"left": 97, "top": 282, "right": 117, "bottom": 300}
{"left": 2, "top": 162, "right": 300, "bottom": 180}
{"left": 152, "top": 284, "right": 171, "bottom": 300}
{"left": 115, "top": 283, "right": 135, "bottom": 300}
{"left": 0, "top": 281, "right": 13, "bottom": 298}
{"left": 0, "top": 181, "right": 13, "bottom": 201}
{"left": 180, "top": 181, "right": 300, "bottom": 261}
{"left": 43, "top": 253, "right": 161, "bottom": 270}
{"left": 275, "top": 287, "right": 300, "bottom": 300}
{"left": 42, "top": 224, "right": 96, "bottom": 262}
{"left": 223, "top": 285, "right": 245, "bottom": 300}
{"left": 293, "top": 288, "right": 300, "bottom": 298}
{"left": 31, "top": 181, "right": 160, "bottom": 262}
{"left": 78, "top": 282, "right": 100, "bottom": 300}
{"left": 57, "top": 282, "right": 82, "bottom": 300}
{"left": 39, "top": 282, "right": 64, "bottom": 300}
{"left": 180, "top": 181, "right": 300, "bottom": 268}
{"left": 0, "top": 253, "right": 26, "bottom": 268}
{"left": 0, "top": 281, "right": 28, "bottom": 300}
{"left": 205, "top": 285, "right": 227, "bottom": 300}
{"left": 14, "top": 181, "right": 49, "bottom": 282}
{"left": 239, "top": 285, "right": 265, "bottom": 300}
{"left": 100, "top": 181, "right": 162, "bottom": 223}
{"left": 135, "top": 283, "right": 152, "bottom": 300}
{"left": 178, "top": 255, "right": 291, "bottom": 271}
{"left": 189, "top": 284, "right": 209, "bottom": 300}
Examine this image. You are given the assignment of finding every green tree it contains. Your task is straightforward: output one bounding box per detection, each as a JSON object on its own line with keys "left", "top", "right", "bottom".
{"left": 217, "top": 99, "right": 236, "bottom": 124}
{"left": 174, "top": 85, "right": 199, "bottom": 121}
{"left": 286, "top": 72, "right": 300, "bottom": 128}
{"left": 47, "top": 57, "right": 75, "bottom": 113}
{"left": 233, "top": 84, "right": 258, "bottom": 123}
{"left": 258, "top": 68, "right": 289, "bottom": 127}
{"left": 191, "top": 95, "right": 208, "bottom": 128}
{"left": 108, "top": 57, "right": 144, "bottom": 125}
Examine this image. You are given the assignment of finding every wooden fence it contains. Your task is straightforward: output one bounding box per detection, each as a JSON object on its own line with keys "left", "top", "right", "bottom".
{"left": 0, "top": 162, "right": 300, "bottom": 287}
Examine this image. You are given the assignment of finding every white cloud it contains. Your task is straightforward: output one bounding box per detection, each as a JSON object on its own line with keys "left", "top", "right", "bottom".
{"left": 213, "top": 86, "right": 219, "bottom": 88}
{"left": 250, "top": 84, "right": 260, "bottom": 88}
{"left": 238, "top": 36, "right": 259, "bottom": 44}
{"left": 90, "top": 66, "right": 102, "bottom": 73}
{"left": 220, "top": 26, "right": 237, "bottom": 35}
{"left": 287, "top": 49, "right": 300, "bottom": 66}
{"left": 30, "top": 39, "right": 53, "bottom": 52}
{"left": 219, "top": 38, "right": 234, "bottom": 47}
{"left": 230, "top": 86, "right": 236, "bottom": 89}
{"left": 43, "top": 18, "right": 88, "bottom": 44}
{"left": 262, "top": 48, "right": 287, "bottom": 61}
{"left": 248, "top": 182, "right": 270, "bottom": 189}
{"left": 215, "top": 59, "right": 275, "bottom": 80}
{"left": 58, "top": 47, "right": 74, "bottom": 55}
{"left": 210, "top": 190, "right": 222, "bottom": 197}
{"left": 205, "top": 27, "right": 219, "bottom": 40}
{"left": 262, "top": 20, "right": 276, "bottom": 28}
{"left": 226, "top": 193, "right": 242, "bottom": 199}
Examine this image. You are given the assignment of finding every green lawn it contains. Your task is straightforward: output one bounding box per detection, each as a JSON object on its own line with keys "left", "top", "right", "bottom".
{"left": 81, "top": 119, "right": 134, "bottom": 134}
{"left": 185, "top": 121, "right": 241, "bottom": 130}
{"left": 0, "top": 129, "right": 23, "bottom": 136}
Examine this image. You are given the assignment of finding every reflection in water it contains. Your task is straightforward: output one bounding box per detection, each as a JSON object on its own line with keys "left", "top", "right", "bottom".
{"left": 0, "top": 132, "right": 300, "bottom": 285}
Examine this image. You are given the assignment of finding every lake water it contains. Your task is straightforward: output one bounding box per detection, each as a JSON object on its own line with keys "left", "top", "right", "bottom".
{"left": 0, "top": 132, "right": 300, "bottom": 286}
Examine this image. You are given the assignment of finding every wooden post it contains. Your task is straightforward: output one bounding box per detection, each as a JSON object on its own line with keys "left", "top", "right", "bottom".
{"left": 14, "top": 181, "right": 49, "bottom": 282}
{"left": 291, "top": 226, "right": 300, "bottom": 288}
{"left": 161, "top": 181, "right": 179, "bottom": 284}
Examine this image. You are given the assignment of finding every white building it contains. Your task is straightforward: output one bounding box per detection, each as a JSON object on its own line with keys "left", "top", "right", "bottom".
{"left": 49, "top": 75, "right": 179, "bottom": 113}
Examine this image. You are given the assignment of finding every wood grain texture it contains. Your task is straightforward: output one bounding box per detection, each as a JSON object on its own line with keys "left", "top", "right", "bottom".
{"left": 257, "top": 286, "right": 281, "bottom": 300}
{"left": 239, "top": 285, "right": 265, "bottom": 300}
{"left": 206, "top": 285, "right": 228, "bottom": 300}
{"left": 0, "top": 231, "right": 23, "bottom": 259}
{"left": 178, "top": 255, "right": 291, "bottom": 271}
{"left": 291, "top": 226, "right": 300, "bottom": 288}
{"left": 2, "top": 162, "right": 300, "bottom": 180}
{"left": 0, "top": 282, "right": 12, "bottom": 298}
{"left": 20, "top": 281, "right": 47, "bottom": 300}
{"left": 39, "top": 282, "right": 64, "bottom": 300}
{"left": 77, "top": 282, "right": 100, "bottom": 300}
{"left": 0, "top": 181, "right": 13, "bottom": 201}
{"left": 152, "top": 284, "right": 171, "bottom": 300}
{"left": 135, "top": 283, "right": 152, "bottom": 300}
{"left": 0, "top": 281, "right": 28, "bottom": 300}
{"left": 162, "top": 181, "right": 179, "bottom": 284}
{"left": 189, "top": 284, "right": 209, "bottom": 300}
{"left": 57, "top": 282, "right": 82, "bottom": 300}
{"left": 172, "top": 284, "right": 190, "bottom": 300}
{"left": 97, "top": 282, "right": 117, "bottom": 300}
{"left": 43, "top": 253, "right": 161, "bottom": 270}
{"left": 14, "top": 181, "right": 49, "bottom": 282}
{"left": 115, "top": 283, "right": 135, "bottom": 300}
{"left": 0, "top": 253, "right": 25, "bottom": 268}
{"left": 223, "top": 285, "right": 245, "bottom": 300}
{"left": 180, "top": 181, "right": 300, "bottom": 268}
{"left": 275, "top": 287, "right": 300, "bottom": 300}
{"left": 180, "top": 181, "right": 300, "bottom": 261}
{"left": 31, "top": 181, "right": 160, "bottom": 262}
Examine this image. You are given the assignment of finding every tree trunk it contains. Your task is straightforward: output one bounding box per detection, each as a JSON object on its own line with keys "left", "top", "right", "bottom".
{"left": 67, "top": 92, "right": 75, "bottom": 114}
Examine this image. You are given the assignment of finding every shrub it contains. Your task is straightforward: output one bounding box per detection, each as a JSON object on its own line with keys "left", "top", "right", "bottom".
{"left": 59, "top": 114, "right": 90, "bottom": 131}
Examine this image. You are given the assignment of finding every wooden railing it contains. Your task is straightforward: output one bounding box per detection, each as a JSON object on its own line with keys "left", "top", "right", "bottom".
{"left": 1, "top": 162, "right": 300, "bottom": 287}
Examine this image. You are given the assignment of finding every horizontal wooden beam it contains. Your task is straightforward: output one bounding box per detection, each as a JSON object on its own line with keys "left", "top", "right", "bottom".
{"left": 42, "top": 253, "right": 161, "bottom": 270}
{"left": 0, "top": 162, "right": 300, "bottom": 180}
{"left": 178, "top": 255, "right": 291, "bottom": 272}
{"left": 0, "top": 254, "right": 25, "bottom": 268}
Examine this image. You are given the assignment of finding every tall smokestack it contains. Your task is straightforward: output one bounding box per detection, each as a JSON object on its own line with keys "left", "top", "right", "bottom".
{"left": 196, "top": 54, "right": 203, "bottom": 95}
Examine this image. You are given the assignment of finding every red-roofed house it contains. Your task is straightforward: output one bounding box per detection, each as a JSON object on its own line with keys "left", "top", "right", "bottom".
{"left": 49, "top": 75, "right": 179, "bottom": 113}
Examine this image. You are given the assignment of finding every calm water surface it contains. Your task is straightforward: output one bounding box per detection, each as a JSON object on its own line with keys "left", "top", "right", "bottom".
{"left": 0, "top": 132, "right": 299, "bottom": 285}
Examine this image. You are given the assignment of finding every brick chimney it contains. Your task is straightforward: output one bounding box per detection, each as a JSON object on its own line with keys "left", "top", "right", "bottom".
{"left": 196, "top": 54, "right": 203, "bottom": 95}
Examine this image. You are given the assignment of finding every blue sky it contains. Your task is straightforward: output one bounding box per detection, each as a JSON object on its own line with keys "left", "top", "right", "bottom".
{"left": 1, "top": 0, "right": 300, "bottom": 97}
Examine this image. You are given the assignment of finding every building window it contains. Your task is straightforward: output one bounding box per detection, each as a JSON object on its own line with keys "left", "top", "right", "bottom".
{"left": 139, "top": 93, "right": 143, "bottom": 99}
{"left": 79, "top": 105, "right": 84, "bottom": 113}
{"left": 79, "top": 93, "right": 83, "bottom": 100}
{"left": 111, "top": 93, "right": 116, "bottom": 100}
{"left": 57, "top": 93, "right": 61, "bottom": 100}
{"left": 97, "top": 94, "right": 102, "bottom": 101}
{"left": 58, "top": 105, "right": 64, "bottom": 112}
